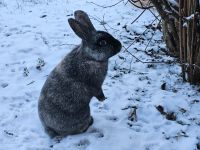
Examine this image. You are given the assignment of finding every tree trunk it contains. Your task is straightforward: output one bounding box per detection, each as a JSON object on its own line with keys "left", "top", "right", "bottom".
{"left": 151, "top": 0, "right": 200, "bottom": 84}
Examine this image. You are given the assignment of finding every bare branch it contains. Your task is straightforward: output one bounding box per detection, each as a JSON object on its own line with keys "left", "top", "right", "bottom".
{"left": 89, "top": 15, "right": 119, "bottom": 32}
{"left": 131, "top": 9, "right": 147, "bottom": 24}
{"left": 86, "top": 0, "right": 124, "bottom": 8}
{"left": 128, "top": 0, "right": 154, "bottom": 9}
{"left": 123, "top": 45, "right": 174, "bottom": 64}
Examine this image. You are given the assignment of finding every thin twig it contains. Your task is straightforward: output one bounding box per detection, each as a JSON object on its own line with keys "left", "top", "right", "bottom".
{"left": 121, "top": 105, "right": 137, "bottom": 110}
{"left": 27, "top": 81, "right": 35, "bottom": 85}
{"left": 102, "top": 14, "right": 108, "bottom": 32}
{"left": 125, "top": 17, "right": 159, "bottom": 50}
{"left": 106, "top": 22, "right": 120, "bottom": 32}
{"left": 182, "top": 63, "right": 200, "bottom": 70}
{"left": 90, "top": 14, "right": 119, "bottom": 32}
{"left": 148, "top": 9, "right": 160, "bottom": 21}
{"left": 86, "top": 0, "right": 124, "bottom": 8}
{"left": 131, "top": 9, "right": 146, "bottom": 24}
{"left": 144, "top": 31, "right": 156, "bottom": 51}
{"left": 194, "top": 64, "right": 200, "bottom": 70}
{"left": 124, "top": 46, "right": 200, "bottom": 70}
{"left": 59, "top": 43, "right": 77, "bottom": 46}
{"left": 144, "top": 19, "right": 161, "bottom": 52}
{"left": 128, "top": 0, "right": 153, "bottom": 9}
{"left": 123, "top": 45, "right": 173, "bottom": 64}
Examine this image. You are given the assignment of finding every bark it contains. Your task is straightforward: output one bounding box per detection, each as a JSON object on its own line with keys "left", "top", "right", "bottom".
{"left": 151, "top": 0, "right": 200, "bottom": 84}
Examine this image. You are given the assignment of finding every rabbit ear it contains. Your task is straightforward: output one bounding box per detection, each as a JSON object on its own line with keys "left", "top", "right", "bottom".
{"left": 74, "top": 10, "right": 96, "bottom": 32}
{"left": 68, "top": 18, "right": 91, "bottom": 41}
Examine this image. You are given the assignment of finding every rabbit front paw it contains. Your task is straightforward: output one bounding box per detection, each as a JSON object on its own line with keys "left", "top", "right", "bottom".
{"left": 91, "top": 87, "right": 106, "bottom": 102}
{"left": 97, "top": 95, "right": 106, "bottom": 102}
{"left": 96, "top": 91, "right": 107, "bottom": 102}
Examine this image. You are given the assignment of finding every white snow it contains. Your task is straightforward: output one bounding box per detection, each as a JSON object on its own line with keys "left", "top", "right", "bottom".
{"left": 185, "top": 14, "right": 195, "bottom": 20}
{"left": 0, "top": 0, "right": 200, "bottom": 150}
{"left": 167, "top": 0, "right": 179, "bottom": 7}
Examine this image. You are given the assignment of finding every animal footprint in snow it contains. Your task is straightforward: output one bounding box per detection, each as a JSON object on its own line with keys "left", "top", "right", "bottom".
{"left": 100, "top": 103, "right": 109, "bottom": 110}
{"left": 75, "top": 139, "right": 90, "bottom": 149}
{"left": 105, "top": 116, "right": 118, "bottom": 122}
{"left": 88, "top": 128, "right": 104, "bottom": 138}
{"left": 95, "top": 131, "right": 104, "bottom": 138}
{"left": 93, "top": 102, "right": 109, "bottom": 111}
{"left": 1, "top": 83, "right": 8, "bottom": 88}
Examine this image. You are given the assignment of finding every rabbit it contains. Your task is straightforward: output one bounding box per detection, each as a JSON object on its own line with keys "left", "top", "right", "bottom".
{"left": 38, "top": 10, "right": 122, "bottom": 138}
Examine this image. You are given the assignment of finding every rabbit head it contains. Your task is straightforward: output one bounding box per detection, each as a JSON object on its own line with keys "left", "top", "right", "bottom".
{"left": 68, "top": 10, "right": 122, "bottom": 61}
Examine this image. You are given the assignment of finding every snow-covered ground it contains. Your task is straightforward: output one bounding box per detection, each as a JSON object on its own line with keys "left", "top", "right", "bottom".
{"left": 0, "top": 0, "right": 200, "bottom": 150}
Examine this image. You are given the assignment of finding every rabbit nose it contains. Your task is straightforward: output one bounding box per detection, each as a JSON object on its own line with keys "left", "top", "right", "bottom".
{"left": 112, "top": 40, "right": 121, "bottom": 56}
{"left": 115, "top": 40, "right": 122, "bottom": 52}
{"left": 118, "top": 41, "right": 122, "bottom": 50}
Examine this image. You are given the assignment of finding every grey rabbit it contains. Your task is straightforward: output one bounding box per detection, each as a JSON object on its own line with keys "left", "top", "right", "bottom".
{"left": 38, "top": 10, "right": 122, "bottom": 138}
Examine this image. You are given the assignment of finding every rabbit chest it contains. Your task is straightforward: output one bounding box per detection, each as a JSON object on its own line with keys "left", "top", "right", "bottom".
{"left": 80, "top": 60, "right": 108, "bottom": 87}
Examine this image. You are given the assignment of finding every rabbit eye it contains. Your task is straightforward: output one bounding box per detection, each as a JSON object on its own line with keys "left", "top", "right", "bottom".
{"left": 98, "top": 40, "right": 107, "bottom": 46}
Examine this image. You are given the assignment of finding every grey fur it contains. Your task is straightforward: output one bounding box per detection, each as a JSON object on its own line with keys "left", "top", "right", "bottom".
{"left": 38, "top": 10, "right": 121, "bottom": 138}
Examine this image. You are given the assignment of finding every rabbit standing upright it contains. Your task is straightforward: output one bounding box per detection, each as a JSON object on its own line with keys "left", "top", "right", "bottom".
{"left": 38, "top": 10, "right": 122, "bottom": 138}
